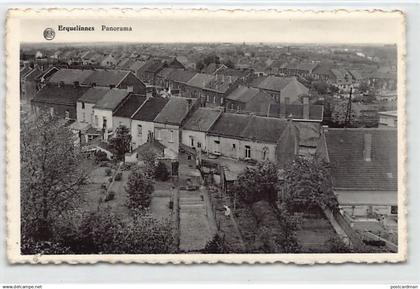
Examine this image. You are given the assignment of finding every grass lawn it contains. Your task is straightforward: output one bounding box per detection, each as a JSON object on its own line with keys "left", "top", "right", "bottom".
{"left": 296, "top": 217, "right": 337, "bottom": 253}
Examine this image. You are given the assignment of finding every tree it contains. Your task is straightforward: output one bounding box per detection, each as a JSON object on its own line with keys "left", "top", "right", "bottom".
{"left": 233, "top": 161, "right": 279, "bottom": 204}
{"left": 109, "top": 125, "right": 131, "bottom": 161}
{"left": 283, "top": 157, "right": 338, "bottom": 211}
{"left": 20, "top": 113, "right": 91, "bottom": 243}
{"left": 138, "top": 146, "right": 157, "bottom": 178}
{"left": 331, "top": 101, "right": 356, "bottom": 127}
{"left": 125, "top": 167, "right": 154, "bottom": 210}
{"left": 154, "top": 161, "right": 169, "bottom": 181}
{"left": 312, "top": 81, "right": 329, "bottom": 95}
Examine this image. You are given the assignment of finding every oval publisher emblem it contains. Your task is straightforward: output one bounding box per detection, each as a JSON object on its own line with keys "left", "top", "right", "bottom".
{"left": 43, "top": 28, "right": 55, "bottom": 40}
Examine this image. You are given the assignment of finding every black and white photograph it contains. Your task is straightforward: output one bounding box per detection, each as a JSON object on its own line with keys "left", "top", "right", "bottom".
{"left": 6, "top": 9, "right": 405, "bottom": 263}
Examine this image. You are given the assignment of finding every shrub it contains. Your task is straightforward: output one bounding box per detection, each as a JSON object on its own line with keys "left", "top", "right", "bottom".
{"left": 95, "top": 150, "right": 108, "bottom": 163}
{"left": 105, "top": 168, "right": 112, "bottom": 176}
{"left": 126, "top": 168, "right": 154, "bottom": 210}
{"left": 104, "top": 191, "right": 115, "bottom": 202}
{"left": 154, "top": 161, "right": 169, "bottom": 181}
{"left": 114, "top": 172, "right": 122, "bottom": 181}
{"left": 121, "top": 163, "right": 132, "bottom": 171}
{"left": 326, "top": 236, "right": 352, "bottom": 253}
{"left": 108, "top": 177, "right": 113, "bottom": 183}
{"left": 203, "top": 234, "right": 229, "bottom": 253}
{"left": 101, "top": 183, "right": 107, "bottom": 190}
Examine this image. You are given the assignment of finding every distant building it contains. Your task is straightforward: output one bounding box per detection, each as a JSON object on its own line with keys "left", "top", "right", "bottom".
{"left": 250, "top": 75, "right": 309, "bottom": 104}
{"left": 378, "top": 111, "right": 397, "bottom": 128}
{"left": 224, "top": 86, "right": 276, "bottom": 115}
{"left": 100, "top": 54, "right": 118, "bottom": 67}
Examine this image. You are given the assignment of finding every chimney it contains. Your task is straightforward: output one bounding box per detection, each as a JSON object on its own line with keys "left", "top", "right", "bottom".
{"left": 363, "top": 133, "right": 372, "bottom": 162}
{"left": 302, "top": 95, "right": 310, "bottom": 120}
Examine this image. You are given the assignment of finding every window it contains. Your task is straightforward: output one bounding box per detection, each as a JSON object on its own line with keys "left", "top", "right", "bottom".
{"left": 137, "top": 124, "right": 142, "bottom": 137}
{"left": 206, "top": 95, "right": 210, "bottom": 102}
{"left": 220, "top": 97, "right": 224, "bottom": 104}
{"left": 103, "top": 117, "right": 107, "bottom": 129}
{"left": 214, "top": 140, "right": 220, "bottom": 154}
{"left": 391, "top": 206, "right": 398, "bottom": 215}
{"left": 232, "top": 143, "right": 236, "bottom": 150}
{"left": 190, "top": 136, "right": 194, "bottom": 147}
{"left": 245, "top": 145, "right": 251, "bottom": 159}
{"left": 213, "top": 96, "right": 216, "bottom": 104}
{"left": 197, "top": 142, "right": 202, "bottom": 148}
{"left": 94, "top": 115, "right": 98, "bottom": 127}
{"left": 82, "top": 112, "right": 86, "bottom": 122}
{"left": 169, "top": 130, "right": 174, "bottom": 143}
{"left": 81, "top": 101, "right": 85, "bottom": 109}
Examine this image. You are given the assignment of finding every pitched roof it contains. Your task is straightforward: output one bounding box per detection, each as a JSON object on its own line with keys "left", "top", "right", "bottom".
{"left": 182, "top": 108, "right": 222, "bottom": 132}
{"left": 78, "top": 87, "right": 110, "bottom": 103}
{"left": 113, "top": 94, "right": 147, "bottom": 118}
{"left": 81, "top": 70, "right": 129, "bottom": 87}
{"left": 23, "top": 68, "right": 43, "bottom": 81}
{"left": 129, "top": 60, "right": 146, "bottom": 72}
{"left": 157, "top": 67, "right": 179, "bottom": 79}
{"left": 93, "top": 88, "right": 130, "bottom": 110}
{"left": 131, "top": 96, "right": 169, "bottom": 122}
{"left": 241, "top": 116, "right": 288, "bottom": 143}
{"left": 138, "top": 59, "right": 165, "bottom": 74}
{"left": 167, "top": 70, "right": 197, "bottom": 84}
{"left": 251, "top": 76, "right": 299, "bottom": 92}
{"left": 226, "top": 86, "right": 260, "bottom": 103}
{"left": 208, "top": 113, "right": 288, "bottom": 144}
{"left": 32, "top": 84, "right": 90, "bottom": 106}
{"left": 47, "top": 69, "right": 93, "bottom": 85}
{"left": 323, "top": 128, "right": 397, "bottom": 191}
{"left": 116, "top": 58, "right": 132, "bottom": 70}
{"left": 20, "top": 67, "right": 33, "bottom": 79}
{"left": 154, "top": 97, "right": 197, "bottom": 126}
{"left": 186, "top": 73, "right": 214, "bottom": 89}
{"left": 205, "top": 75, "right": 239, "bottom": 94}
{"left": 208, "top": 113, "right": 251, "bottom": 138}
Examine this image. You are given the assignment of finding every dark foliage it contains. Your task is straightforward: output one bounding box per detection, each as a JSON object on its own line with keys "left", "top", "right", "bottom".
{"left": 154, "top": 161, "right": 169, "bottom": 181}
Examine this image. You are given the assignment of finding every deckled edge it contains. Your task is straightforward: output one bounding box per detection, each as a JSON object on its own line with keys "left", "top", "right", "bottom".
{"left": 5, "top": 7, "right": 408, "bottom": 265}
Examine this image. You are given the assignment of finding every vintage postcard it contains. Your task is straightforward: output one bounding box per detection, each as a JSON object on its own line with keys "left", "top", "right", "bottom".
{"left": 6, "top": 9, "right": 406, "bottom": 264}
